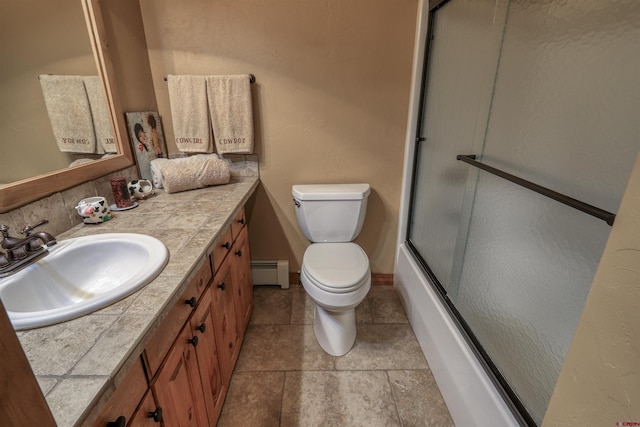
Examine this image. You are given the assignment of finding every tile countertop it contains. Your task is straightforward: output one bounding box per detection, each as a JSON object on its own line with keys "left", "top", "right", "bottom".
{"left": 16, "top": 176, "right": 259, "bottom": 427}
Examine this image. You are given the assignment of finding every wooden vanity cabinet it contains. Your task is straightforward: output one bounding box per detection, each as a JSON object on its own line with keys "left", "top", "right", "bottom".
{"left": 96, "top": 205, "right": 254, "bottom": 427}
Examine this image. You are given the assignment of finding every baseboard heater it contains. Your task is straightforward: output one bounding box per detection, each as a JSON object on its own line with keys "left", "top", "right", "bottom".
{"left": 251, "top": 260, "right": 290, "bottom": 289}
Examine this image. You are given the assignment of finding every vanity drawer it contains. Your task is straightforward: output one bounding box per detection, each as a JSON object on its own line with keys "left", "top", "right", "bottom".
{"left": 211, "top": 226, "right": 234, "bottom": 273}
{"left": 230, "top": 207, "right": 247, "bottom": 241}
{"left": 91, "top": 357, "right": 147, "bottom": 427}
{"left": 143, "top": 259, "right": 212, "bottom": 377}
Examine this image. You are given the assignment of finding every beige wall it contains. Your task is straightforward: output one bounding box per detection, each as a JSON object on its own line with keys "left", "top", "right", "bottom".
{"left": 543, "top": 151, "right": 640, "bottom": 423}
{"left": 138, "top": 0, "right": 418, "bottom": 274}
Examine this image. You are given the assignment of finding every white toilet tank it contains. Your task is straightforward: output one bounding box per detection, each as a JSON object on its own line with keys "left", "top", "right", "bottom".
{"left": 292, "top": 183, "right": 370, "bottom": 243}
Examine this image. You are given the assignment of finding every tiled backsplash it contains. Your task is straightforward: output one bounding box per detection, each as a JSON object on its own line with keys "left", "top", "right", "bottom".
{"left": 0, "top": 154, "right": 258, "bottom": 239}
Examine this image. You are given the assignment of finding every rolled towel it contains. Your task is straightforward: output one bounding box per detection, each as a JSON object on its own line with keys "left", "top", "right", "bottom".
{"left": 150, "top": 154, "right": 220, "bottom": 189}
{"left": 162, "top": 157, "right": 230, "bottom": 194}
{"left": 150, "top": 158, "right": 172, "bottom": 189}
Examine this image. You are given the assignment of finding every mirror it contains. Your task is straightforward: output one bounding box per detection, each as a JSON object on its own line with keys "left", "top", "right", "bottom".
{"left": 0, "top": 0, "right": 134, "bottom": 213}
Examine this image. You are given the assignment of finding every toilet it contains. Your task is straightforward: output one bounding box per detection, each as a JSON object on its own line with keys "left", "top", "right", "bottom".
{"left": 292, "top": 183, "right": 371, "bottom": 356}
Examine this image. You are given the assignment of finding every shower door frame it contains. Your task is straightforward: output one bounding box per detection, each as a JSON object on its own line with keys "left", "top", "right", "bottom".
{"left": 398, "top": 0, "right": 534, "bottom": 424}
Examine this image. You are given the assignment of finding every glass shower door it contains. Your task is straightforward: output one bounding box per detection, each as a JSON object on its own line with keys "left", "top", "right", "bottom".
{"left": 408, "top": 0, "right": 640, "bottom": 423}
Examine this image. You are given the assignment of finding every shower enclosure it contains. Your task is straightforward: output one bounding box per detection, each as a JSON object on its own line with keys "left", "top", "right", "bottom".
{"left": 401, "top": 0, "right": 640, "bottom": 424}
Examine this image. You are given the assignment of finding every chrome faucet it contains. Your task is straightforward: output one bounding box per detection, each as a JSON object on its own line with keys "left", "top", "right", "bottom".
{"left": 0, "top": 220, "right": 57, "bottom": 277}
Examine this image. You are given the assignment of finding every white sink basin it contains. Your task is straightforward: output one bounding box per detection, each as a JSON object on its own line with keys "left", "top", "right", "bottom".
{"left": 0, "top": 233, "right": 168, "bottom": 330}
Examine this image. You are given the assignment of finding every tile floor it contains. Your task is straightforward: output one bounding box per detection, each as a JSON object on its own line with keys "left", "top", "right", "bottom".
{"left": 217, "top": 284, "right": 455, "bottom": 427}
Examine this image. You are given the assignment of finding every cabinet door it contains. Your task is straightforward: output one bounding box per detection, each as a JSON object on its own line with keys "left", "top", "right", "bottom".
{"left": 190, "top": 290, "right": 226, "bottom": 425}
{"left": 152, "top": 324, "right": 208, "bottom": 427}
{"left": 231, "top": 225, "right": 253, "bottom": 337}
{"left": 209, "top": 258, "right": 239, "bottom": 386}
{"left": 127, "top": 390, "right": 161, "bottom": 427}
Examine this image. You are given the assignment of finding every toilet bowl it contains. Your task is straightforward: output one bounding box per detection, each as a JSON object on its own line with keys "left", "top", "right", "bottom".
{"left": 300, "top": 243, "right": 371, "bottom": 356}
{"left": 292, "top": 183, "right": 371, "bottom": 356}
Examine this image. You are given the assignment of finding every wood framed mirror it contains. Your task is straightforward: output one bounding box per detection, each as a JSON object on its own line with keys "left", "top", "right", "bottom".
{"left": 0, "top": 0, "right": 134, "bottom": 213}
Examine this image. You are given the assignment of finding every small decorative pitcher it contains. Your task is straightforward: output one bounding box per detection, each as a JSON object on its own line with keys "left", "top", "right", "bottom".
{"left": 128, "top": 179, "right": 155, "bottom": 199}
{"left": 75, "top": 196, "right": 111, "bottom": 224}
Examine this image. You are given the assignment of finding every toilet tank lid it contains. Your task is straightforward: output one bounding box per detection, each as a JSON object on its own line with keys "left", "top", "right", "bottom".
{"left": 292, "top": 184, "right": 370, "bottom": 200}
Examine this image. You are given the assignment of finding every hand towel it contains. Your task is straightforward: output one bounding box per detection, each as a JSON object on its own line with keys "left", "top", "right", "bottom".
{"left": 83, "top": 76, "right": 117, "bottom": 153}
{"left": 150, "top": 153, "right": 220, "bottom": 189}
{"left": 162, "top": 157, "right": 230, "bottom": 194}
{"left": 39, "top": 75, "right": 96, "bottom": 154}
{"left": 167, "top": 75, "right": 213, "bottom": 153}
{"left": 206, "top": 75, "right": 254, "bottom": 154}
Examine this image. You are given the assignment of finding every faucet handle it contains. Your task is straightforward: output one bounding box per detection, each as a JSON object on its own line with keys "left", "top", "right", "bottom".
{"left": 22, "top": 219, "right": 49, "bottom": 236}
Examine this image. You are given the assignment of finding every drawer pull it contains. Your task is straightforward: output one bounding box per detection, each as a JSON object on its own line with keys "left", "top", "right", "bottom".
{"left": 217, "top": 282, "right": 226, "bottom": 290}
{"left": 196, "top": 323, "right": 206, "bottom": 333}
{"left": 222, "top": 242, "right": 231, "bottom": 249}
{"left": 106, "top": 416, "right": 126, "bottom": 427}
{"left": 235, "top": 250, "right": 242, "bottom": 257}
{"left": 238, "top": 218, "right": 246, "bottom": 225}
{"left": 148, "top": 407, "right": 163, "bottom": 423}
{"left": 185, "top": 297, "right": 197, "bottom": 308}
{"left": 188, "top": 336, "right": 199, "bottom": 347}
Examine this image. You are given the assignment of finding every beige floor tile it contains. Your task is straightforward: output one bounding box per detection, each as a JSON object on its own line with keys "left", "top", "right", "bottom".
{"left": 235, "top": 324, "right": 335, "bottom": 372}
{"left": 388, "top": 370, "right": 455, "bottom": 426}
{"left": 355, "top": 295, "right": 374, "bottom": 323}
{"left": 290, "top": 287, "right": 315, "bottom": 324}
{"left": 369, "top": 289, "right": 409, "bottom": 324}
{"left": 335, "top": 324, "right": 429, "bottom": 371}
{"left": 250, "top": 287, "right": 292, "bottom": 324}
{"left": 217, "top": 371, "right": 284, "bottom": 427}
{"left": 281, "top": 371, "right": 401, "bottom": 427}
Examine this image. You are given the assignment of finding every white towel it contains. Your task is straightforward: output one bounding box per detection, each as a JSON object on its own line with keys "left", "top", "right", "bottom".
{"left": 150, "top": 154, "right": 220, "bottom": 189}
{"left": 83, "top": 76, "right": 117, "bottom": 153}
{"left": 162, "top": 157, "right": 230, "bottom": 194}
{"left": 167, "top": 75, "right": 213, "bottom": 153}
{"left": 206, "top": 75, "right": 254, "bottom": 154}
{"left": 39, "top": 75, "right": 96, "bottom": 154}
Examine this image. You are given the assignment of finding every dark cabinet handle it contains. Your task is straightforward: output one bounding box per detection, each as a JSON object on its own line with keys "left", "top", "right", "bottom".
{"left": 185, "top": 297, "right": 197, "bottom": 308}
{"left": 235, "top": 250, "right": 242, "bottom": 257}
{"left": 107, "top": 416, "right": 126, "bottom": 427}
{"left": 148, "top": 407, "right": 163, "bottom": 423}
{"left": 238, "top": 218, "right": 245, "bottom": 225}
{"left": 222, "top": 242, "right": 231, "bottom": 249}
{"left": 217, "top": 282, "right": 226, "bottom": 290}
{"left": 196, "top": 323, "right": 206, "bottom": 333}
{"left": 188, "top": 336, "right": 199, "bottom": 347}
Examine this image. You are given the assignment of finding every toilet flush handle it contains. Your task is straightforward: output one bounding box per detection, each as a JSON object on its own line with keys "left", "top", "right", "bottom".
{"left": 293, "top": 198, "right": 300, "bottom": 207}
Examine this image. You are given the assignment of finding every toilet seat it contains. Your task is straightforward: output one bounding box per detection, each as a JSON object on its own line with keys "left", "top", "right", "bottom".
{"left": 302, "top": 243, "right": 369, "bottom": 294}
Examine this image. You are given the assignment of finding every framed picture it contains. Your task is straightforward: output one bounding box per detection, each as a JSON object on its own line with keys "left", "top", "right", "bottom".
{"left": 125, "top": 111, "right": 167, "bottom": 180}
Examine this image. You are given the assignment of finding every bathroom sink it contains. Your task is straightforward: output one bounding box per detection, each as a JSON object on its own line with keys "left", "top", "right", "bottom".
{"left": 0, "top": 233, "right": 169, "bottom": 330}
